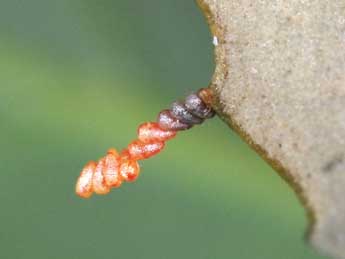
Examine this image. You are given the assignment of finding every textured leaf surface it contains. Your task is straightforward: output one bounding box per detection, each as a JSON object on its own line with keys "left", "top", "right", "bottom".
{"left": 198, "top": 0, "right": 345, "bottom": 258}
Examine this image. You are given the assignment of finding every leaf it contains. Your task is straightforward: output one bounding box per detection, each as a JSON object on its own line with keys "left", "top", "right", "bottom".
{"left": 198, "top": 0, "right": 345, "bottom": 258}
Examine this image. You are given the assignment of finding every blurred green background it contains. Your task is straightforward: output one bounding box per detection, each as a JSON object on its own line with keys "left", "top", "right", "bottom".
{"left": 0, "top": 1, "right": 328, "bottom": 259}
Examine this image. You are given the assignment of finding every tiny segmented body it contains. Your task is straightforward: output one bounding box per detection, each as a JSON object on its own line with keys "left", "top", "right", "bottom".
{"left": 75, "top": 88, "right": 215, "bottom": 198}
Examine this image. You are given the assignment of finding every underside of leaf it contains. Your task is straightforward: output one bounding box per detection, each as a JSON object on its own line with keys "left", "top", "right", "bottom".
{"left": 197, "top": 0, "right": 345, "bottom": 258}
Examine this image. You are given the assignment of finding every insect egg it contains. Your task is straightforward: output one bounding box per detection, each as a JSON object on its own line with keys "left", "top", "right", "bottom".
{"left": 170, "top": 101, "right": 204, "bottom": 125}
{"left": 75, "top": 87, "right": 215, "bottom": 198}
{"left": 157, "top": 109, "right": 191, "bottom": 131}
{"left": 75, "top": 161, "right": 96, "bottom": 198}
{"left": 119, "top": 152, "right": 140, "bottom": 182}
{"left": 184, "top": 93, "right": 214, "bottom": 119}
{"left": 127, "top": 139, "right": 165, "bottom": 160}
{"left": 138, "top": 122, "right": 176, "bottom": 143}
{"left": 103, "top": 149, "right": 122, "bottom": 188}
{"left": 92, "top": 158, "right": 111, "bottom": 195}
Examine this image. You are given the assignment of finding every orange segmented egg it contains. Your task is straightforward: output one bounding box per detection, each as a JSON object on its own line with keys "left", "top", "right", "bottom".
{"left": 127, "top": 139, "right": 165, "bottom": 160}
{"left": 119, "top": 154, "right": 140, "bottom": 182}
{"left": 103, "top": 149, "right": 122, "bottom": 187}
{"left": 138, "top": 122, "right": 176, "bottom": 143}
{"left": 75, "top": 161, "right": 96, "bottom": 198}
{"left": 92, "top": 158, "right": 111, "bottom": 195}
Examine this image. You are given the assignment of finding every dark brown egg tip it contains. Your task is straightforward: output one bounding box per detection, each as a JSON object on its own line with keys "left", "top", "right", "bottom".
{"left": 184, "top": 93, "right": 214, "bottom": 119}
{"left": 170, "top": 101, "right": 204, "bottom": 125}
{"left": 157, "top": 110, "right": 192, "bottom": 131}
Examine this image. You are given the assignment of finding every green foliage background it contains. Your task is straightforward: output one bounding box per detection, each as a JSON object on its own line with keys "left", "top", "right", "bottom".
{"left": 0, "top": 1, "right": 328, "bottom": 258}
